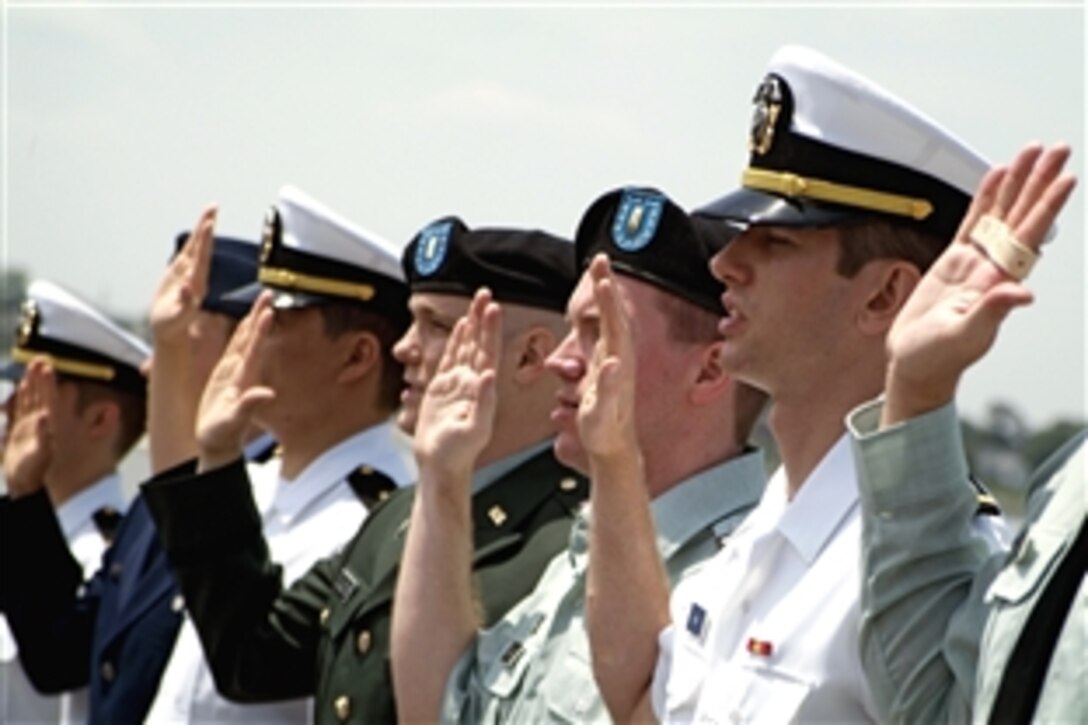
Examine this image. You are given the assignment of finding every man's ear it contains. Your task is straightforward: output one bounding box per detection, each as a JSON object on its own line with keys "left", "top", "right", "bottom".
{"left": 82, "top": 399, "right": 121, "bottom": 444}
{"left": 857, "top": 260, "right": 921, "bottom": 336}
{"left": 689, "top": 341, "right": 732, "bottom": 406}
{"left": 337, "top": 331, "right": 380, "bottom": 385}
{"left": 512, "top": 327, "right": 558, "bottom": 385}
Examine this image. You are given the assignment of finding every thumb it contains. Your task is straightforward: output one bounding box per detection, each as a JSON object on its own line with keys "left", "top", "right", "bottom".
{"left": 235, "top": 387, "right": 276, "bottom": 420}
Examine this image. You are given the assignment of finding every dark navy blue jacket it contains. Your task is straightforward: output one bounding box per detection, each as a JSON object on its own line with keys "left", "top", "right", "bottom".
{"left": 1, "top": 479, "right": 185, "bottom": 724}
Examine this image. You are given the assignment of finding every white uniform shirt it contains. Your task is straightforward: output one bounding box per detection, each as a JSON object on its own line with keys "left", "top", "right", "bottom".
{"left": 1, "top": 474, "right": 127, "bottom": 725}
{"left": 146, "top": 420, "right": 416, "bottom": 724}
{"left": 654, "top": 435, "right": 880, "bottom": 724}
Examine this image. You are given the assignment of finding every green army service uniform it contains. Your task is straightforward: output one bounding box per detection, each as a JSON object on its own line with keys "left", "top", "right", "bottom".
{"left": 850, "top": 401, "right": 1086, "bottom": 723}
{"left": 441, "top": 450, "right": 766, "bottom": 723}
{"left": 143, "top": 443, "right": 588, "bottom": 724}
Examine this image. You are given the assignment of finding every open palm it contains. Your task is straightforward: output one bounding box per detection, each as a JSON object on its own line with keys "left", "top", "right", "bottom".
{"left": 413, "top": 289, "right": 502, "bottom": 476}
{"left": 886, "top": 144, "right": 1077, "bottom": 420}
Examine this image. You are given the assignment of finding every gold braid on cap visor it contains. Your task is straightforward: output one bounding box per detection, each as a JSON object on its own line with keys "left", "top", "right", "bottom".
{"left": 11, "top": 347, "right": 116, "bottom": 381}
{"left": 742, "top": 168, "right": 934, "bottom": 220}
{"left": 259, "top": 266, "right": 375, "bottom": 301}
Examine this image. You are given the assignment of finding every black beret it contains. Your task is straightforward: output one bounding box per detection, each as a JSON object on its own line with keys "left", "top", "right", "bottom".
{"left": 173, "top": 233, "right": 261, "bottom": 320}
{"left": 574, "top": 187, "right": 733, "bottom": 314}
{"left": 402, "top": 217, "right": 576, "bottom": 313}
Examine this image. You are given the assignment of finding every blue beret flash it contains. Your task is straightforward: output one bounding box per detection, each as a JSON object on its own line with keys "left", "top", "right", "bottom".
{"left": 413, "top": 220, "right": 453, "bottom": 277}
{"left": 611, "top": 189, "right": 665, "bottom": 252}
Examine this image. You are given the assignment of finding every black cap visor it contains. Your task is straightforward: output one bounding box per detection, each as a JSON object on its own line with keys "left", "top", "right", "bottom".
{"left": 696, "top": 186, "right": 862, "bottom": 230}
{"left": 221, "top": 281, "right": 328, "bottom": 310}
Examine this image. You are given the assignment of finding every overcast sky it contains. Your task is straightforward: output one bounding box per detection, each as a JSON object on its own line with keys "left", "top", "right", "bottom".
{"left": 2, "top": 1, "right": 1084, "bottom": 429}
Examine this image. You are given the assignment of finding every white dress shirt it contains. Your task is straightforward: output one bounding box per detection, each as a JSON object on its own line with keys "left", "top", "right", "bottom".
{"left": 145, "top": 420, "right": 416, "bottom": 724}
{"left": 1, "top": 473, "right": 127, "bottom": 725}
{"left": 654, "top": 435, "right": 880, "bottom": 724}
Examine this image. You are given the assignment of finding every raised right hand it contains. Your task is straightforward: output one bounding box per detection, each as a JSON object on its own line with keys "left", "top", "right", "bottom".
{"left": 2, "top": 359, "right": 57, "bottom": 497}
{"left": 883, "top": 143, "right": 1077, "bottom": 425}
{"left": 195, "top": 292, "right": 275, "bottom": 470}
{"left": 149, "top": 205, "right": 216, "bottom": 347}
{"left": 412, "top": 288, "right": 502, "bottom": 480}
{"left": 577, "top": 254, "right": 639, "bottom": 464}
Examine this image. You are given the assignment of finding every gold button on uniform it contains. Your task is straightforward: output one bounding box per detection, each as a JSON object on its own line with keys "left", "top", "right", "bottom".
{"left": 319, "top": 607, "right": 331, "bottom": 627}
{"left": 559, "top": 476, "right": 578, "bottom": 492}
{"left": 356, "top": 629, "right": 372, "bottom": 655}
{"left": 334, "top": 694, "right": 351, "bottom": 722}
{"left": 101, "top": 661, "right": 116, "bottom": 682}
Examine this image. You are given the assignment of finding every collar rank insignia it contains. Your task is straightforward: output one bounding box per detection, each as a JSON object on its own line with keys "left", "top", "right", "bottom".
{"left": 260, "top": 206, "right": 281, "bottom": 265}
{"left": 749, "top": 74, "right": 786, "bottom": 156}
{"left": 611, "top": 189, "right": 664, "bottom": 252}
{"left": 414, "top": 220, "right": 453, "bottom": 277}
{"left": 17, "top": 299, "right": 40, "bottom": 347}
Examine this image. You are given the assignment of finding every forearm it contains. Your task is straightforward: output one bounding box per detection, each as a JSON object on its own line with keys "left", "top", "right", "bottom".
{"left": 147, "top": 341, "right": 201, "bottom": 474}
{"left": 0, "top": 492, "right": 95, "bottom": 690}
{"left": 851, "top": 400, "right": 993, "bottom": 722}
{"left": 391, "top": 466, "right": 477, "bottom": 723}
{"left": 143, "top": 460, "right": 319, "bottom": 701}
{"left": 586, "top": 450, "right": 668, "bottom": 722}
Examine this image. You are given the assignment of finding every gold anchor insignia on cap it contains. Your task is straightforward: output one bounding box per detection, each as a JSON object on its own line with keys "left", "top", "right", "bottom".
{"left": 749, "top": 75, "right": 784, "bottom": 156}
{"left": 17, "top": 300, "right": 39, "bottom": 347}
{"left": 487, "top": 505, "right": 508, "bottom": 527}
{"left": 260, "top": 207, "right": 280, "bottom": 265}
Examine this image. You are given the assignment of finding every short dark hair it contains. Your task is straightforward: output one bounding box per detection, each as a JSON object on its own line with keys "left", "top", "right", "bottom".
{"left": 318, "top": 302, "right": 406, "bottom": 412}
{"left": 835, "top": 219, "right": 947, "bottom": 278}
{"left": 69, "top": 379, "right": 147, "bottom": 459}
{"left": 654, "top": 291, "right": 722, "bottom": 344}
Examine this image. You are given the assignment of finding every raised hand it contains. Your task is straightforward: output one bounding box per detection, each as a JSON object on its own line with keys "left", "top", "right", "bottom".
{"left": 150, "top": 205, "right": 216, "bottom": 346}
{"left": 412, "top": 288, "right": 502, "bottom": 479}
{"left": 884, "top": 143, "right": 1077, "bottom": 424}
{"left": 2, "top": 359, "right": 57, "bottom": 497}
{"left": 195, "top": 292, "right": 275, "bottom": 470}
{"left": 577, "top": 254, "right": 639, "bottom": 464}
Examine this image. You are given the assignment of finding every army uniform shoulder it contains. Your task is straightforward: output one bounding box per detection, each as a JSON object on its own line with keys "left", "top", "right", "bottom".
{"left": 346, "top": 465, "right": 399, "bottom": 511}
{"left": 471, "top": 450, "right": 588, "bottom": 537}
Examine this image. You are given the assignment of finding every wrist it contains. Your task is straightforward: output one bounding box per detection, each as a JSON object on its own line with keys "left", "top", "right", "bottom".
{"left": 4, "top": 468, "right": 46, "bottom": 499}
{"left": 197, "top": 442, "right": 244, "bottom": 473}
{"left": 881, "top": 366, "right": 958, "bottom": 428}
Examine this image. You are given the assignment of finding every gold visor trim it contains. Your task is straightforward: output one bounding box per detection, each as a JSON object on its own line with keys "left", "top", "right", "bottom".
{"left": 742, "top": 168, "right": 934, "bottom": 220}
{"left": 11, "top": 347, "right": 116, "bottom": 381}
{"left": 259, "top": 267, "right": 375, "bottom": 302}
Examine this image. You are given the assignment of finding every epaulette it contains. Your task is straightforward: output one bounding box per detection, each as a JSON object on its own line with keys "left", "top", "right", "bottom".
{"left": 969, "top": 474, "right": 1001, "bottom": 517}
{"left": 347, "top": 466, "right": 399, "bottom": 511}
{"left": 92, "top": 506, "right": 123, "bottom": 544}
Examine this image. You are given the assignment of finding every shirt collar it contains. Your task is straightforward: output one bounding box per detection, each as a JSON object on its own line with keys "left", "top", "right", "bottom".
{"left": 775, "top": 433, "right": 858, "bottom": 564}
{"left": 54, "top": 472, "right": 127, "bottom": 540}
{"left": 471, "top": 439, "right": 554, "bottom": 495}
{"left": 651, "top": 449, "right": 767, "bottom": 562}
{"left": 243, "top": 431, "right": 278, "bottom": 461}
{"left": 271, "top": 419, "right": 415, "bottom": 523}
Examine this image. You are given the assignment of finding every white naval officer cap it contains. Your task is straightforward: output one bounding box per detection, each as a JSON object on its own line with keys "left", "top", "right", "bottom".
{"left": 227, "top": 185, "right": 409, "bottom": 322}
{"left": 698, "top": 45, "right": 992, "bottom": 243}
{"left": 11, "top": 280, "right": 150, "bottom": 395}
